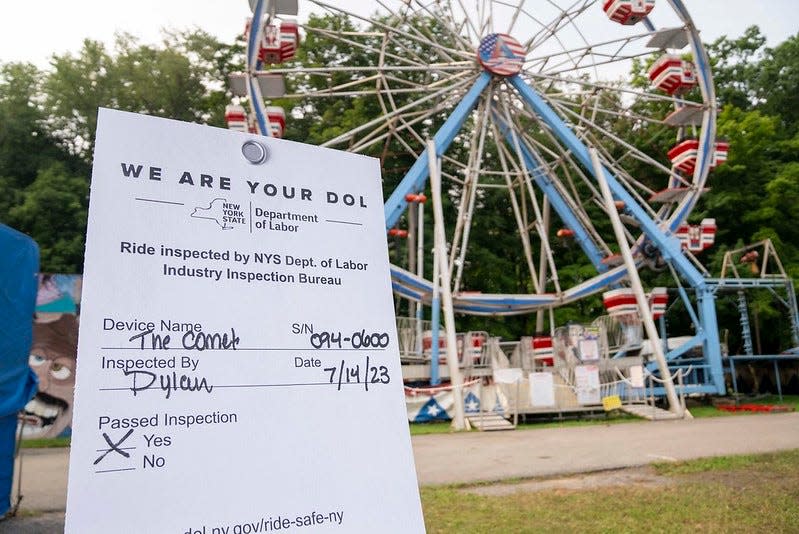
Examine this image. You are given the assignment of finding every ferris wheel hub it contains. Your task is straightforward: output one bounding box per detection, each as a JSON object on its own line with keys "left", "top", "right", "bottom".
{"left": 476, "top": 33, "right": 526, "bottom": 76}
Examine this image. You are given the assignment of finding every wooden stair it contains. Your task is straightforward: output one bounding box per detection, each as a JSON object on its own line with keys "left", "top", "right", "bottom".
{"left": 466, "top": 413, "right": 516, "bottom": 431}
{"left": 620, "top": 403, "right": 687, "bottom": 421}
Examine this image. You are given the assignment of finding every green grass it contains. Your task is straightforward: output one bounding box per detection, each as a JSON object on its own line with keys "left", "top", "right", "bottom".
{"left": 19, "top": 437, "right": 70, "bottom": 449}
{"left": 422, "top": 449, "right": 799, "bottom": 533}
{"left": 409, "top": 422, "right": 455, "bottom": 435}
{"left": 652, "top": 452, "right": 769, "bottom": 475}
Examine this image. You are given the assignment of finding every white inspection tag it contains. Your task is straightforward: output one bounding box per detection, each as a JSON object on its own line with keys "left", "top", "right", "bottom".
{"left": 65, "top": 109, "right": 424, "bottom": 533}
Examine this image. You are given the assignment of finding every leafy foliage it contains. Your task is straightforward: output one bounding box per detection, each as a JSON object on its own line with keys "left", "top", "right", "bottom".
{"left": 0, "top": 30, "right": 235, "bottom": 272}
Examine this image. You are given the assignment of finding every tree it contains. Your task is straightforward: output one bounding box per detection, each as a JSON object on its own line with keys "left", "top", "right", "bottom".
{"left": 0, "top": 63, "right": 81, "bottom": 189}
{"left": 6, "top": 163, "right": 88, "bottom": 272}
{"left": 44, "top": 31, "right": 237, "bottom": 161}
{"left": 756, "top": 33, "right": 799, "bottom": 131}
{"left": 705, "top": 26, "right": 767, "bottom": 110}
{"left": 1, "top": 30, "right": 238, "bottom": 272}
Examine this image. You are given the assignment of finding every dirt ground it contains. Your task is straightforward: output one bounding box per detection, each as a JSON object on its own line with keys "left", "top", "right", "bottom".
{"left": 462, "top": 465, "right": 675, "bottom": 496}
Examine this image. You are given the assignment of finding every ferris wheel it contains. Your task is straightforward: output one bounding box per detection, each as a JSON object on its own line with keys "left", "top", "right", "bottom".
{"left": 228, "top": 0, "right": 727, "bottom": 393}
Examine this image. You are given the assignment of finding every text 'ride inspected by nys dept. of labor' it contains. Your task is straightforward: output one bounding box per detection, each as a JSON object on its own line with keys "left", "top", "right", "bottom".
{"left": 65, "top": 108, "right": 425, "bottom": 534}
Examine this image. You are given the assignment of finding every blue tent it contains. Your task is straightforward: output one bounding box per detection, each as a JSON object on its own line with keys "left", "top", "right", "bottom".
{"left": 0, "top": 224, "right": 39, "bottom": 516}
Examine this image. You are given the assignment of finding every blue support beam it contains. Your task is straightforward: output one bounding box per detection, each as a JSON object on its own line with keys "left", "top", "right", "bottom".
{"left": 664, "top": 333, "right": 704, "bottom": 361}
{"left": 508, "top": 74, "right": 725, "bottom": 394}
{"left": 665, "top": 0, "right": 717, "bottom": 229}
{"left": 493, "top": 113, "right": 608, "bottom": 271}
{"left": 509, "top": 75, "right": 704, "bottom": 286}
{"left": 510, "top": 75, "right": 703, "bottom": 285}
{"left": 698, "top": 287, "right": 725, "bottom": 393}
{"left": 384, "top": 72, "right": 492, "bottom": 229}
{"left": 246, "top": 0, "right": 272, "bottom": 137}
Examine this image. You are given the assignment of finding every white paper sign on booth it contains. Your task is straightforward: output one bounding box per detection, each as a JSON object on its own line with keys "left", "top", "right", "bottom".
{"left": 629, "top": 365, "right": 645, "bottom": 388}
{"left": 494, "top": 367, "right": 523, "bottom": 384}
{"left": 578, "top": 327, "right": 600, "bottom": 361}
{"left": 575, "top": 365, "right": 601, "bottom": 405}
{"left": 529, "top": 372, "right": 556, "bottom": 407}
{"left": 65, "top": 109, "right": 424, "bottom": 533}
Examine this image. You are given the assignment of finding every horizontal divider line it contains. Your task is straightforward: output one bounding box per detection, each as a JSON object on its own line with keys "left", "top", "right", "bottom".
{"left": 98, "top": 381, "right": 388, "bottom": 391}
{"left": 99, "top": 347, "right": 386, "bottom": 351}
{"left": 325, "top": 219, "right": 363, "bottom": 226}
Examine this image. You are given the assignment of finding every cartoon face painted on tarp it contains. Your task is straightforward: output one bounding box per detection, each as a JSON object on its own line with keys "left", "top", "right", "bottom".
{"left": 19, "top": 314, "right": 78, "bottom": 439}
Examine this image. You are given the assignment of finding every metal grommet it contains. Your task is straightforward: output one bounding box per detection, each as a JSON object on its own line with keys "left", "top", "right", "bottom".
{"left": 241, "top": 140, "right": 268, "bottom": 164}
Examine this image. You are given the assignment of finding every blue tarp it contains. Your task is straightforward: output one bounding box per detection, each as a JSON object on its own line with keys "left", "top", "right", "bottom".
{"left": 0, "top": 224, "right": 39, "bottom": 516}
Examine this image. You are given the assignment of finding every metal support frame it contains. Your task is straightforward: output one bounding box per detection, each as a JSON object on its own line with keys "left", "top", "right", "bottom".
{"left": 737, "top": 291, "right": 754, "bottom": 356}
{"left": 510, "top": 74, "right": 724, "bottom": 395}
{"left": 787, "top": 280, "right": 799, "bottom": 347}
{"left": 493, "top": 113, "right": 608, "bottom": 271}
{"left": 246, "top": 0, "right": 274, "bottom": 137}
{"left": 428, "top": 140, "right": 466, "bottom": 430}
{"left": 384, "top": 72, "right": 492, "bottom": 229}
{"left": 592, "top": 147, "right": 683, "bottom": 416}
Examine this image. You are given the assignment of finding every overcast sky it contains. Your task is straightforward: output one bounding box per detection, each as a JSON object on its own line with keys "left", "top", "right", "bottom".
{"left": 1, "top": 1, "right": 796, "bottom": 67}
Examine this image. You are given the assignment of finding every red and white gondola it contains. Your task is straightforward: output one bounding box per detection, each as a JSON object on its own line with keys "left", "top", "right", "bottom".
{"left": 649, "top": 287, "right": 668, "bottom": 320}
{"left": 674, "top": 218, "right": 716, "bottom": 252}
{"left": 602, "top": 0, "right": 655, "bottom": 25}
{"left": 667, "top": 138, "right": 730, "bottom": 175}
{"left": 224, "top": 104, "right": 249, "bottom": 133}
{"left": 648, "top": 54, "right": 697, "bottom": 96}
{"left": 531, "top": 336, "right": 554, "bottom": 366}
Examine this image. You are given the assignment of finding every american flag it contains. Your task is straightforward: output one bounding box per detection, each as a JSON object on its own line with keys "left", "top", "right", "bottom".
{"left": 477, "top": 33, "right": 526, "bottom": 76}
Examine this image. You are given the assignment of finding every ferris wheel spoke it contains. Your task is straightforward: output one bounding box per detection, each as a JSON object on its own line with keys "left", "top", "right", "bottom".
{"left": 268, "top": 63, "right": 472, "bottom": 75}
{"left": 347, "top": 108, "right": 427, "bottom": 154}
{"left": 491, "top": 118, "right": 563, "bottom": 293}
{"left": 526, "top": 24, "right": 654, "bottom": 72}
{"left": 450, "top": 92, "right": 496, "bottom": 292}
{"left": 369, "top": 86, "right": 463, "bottom": 154}
{"left": 318, "top": 72, "right": 476, "bottom": 148}
{"left": 507, "top": 101, "right": 601, "bottom": 204}
{"left": 487, "top": 0, "right": 497, "bottom": 35}
{"left": 303, "top": 25, "right": 441, "bottom": 72}
{"left": 543, "top": 94, "right": 687, "bottom": 193}
{"left": 527, "top": 23, "right": 582, "bottom": 73}
{"left": 375, "top": 0, "right": 461, "bottom": 64}
{"left": 513, "top": 117, "right": 615, "bottom": 252}
{"left": 411, "top": 1, "right": 475, "bottom": 51}
{"left": 543, "top": 48, "right": 658, "bottom": 77}
{"left": 309, "top": 1, "right": 473, "bottom": 62}
{"left": 579, "top": 129, "right": 662, "bottom": 219}
{"left": 492, "top": 127, "right": 545, "bottom": 293}
{"left": 545, "top": 95, "right": 668, "bottom": 130}
{"left": 499, "top": 101, "right": 612, "bottom": 258}
{"left": 493, "top": 0, "right": 527, "bottom": 36}
{"left": 450, "top": 0, "right": 483, "bottom": 45}
{"left": 526, "top": 0, "right": 595, "bottom": 53}
{"left": 520, "top": 70, "right": 700, "bottom": 108}
{"left": 544, "top": 0, "right": 604, "bottom": 79}
{"left": 349, "top": 87, "right": 469, "bottom": 154}
{"left": 547, "top": 105, "right": 662, "bottom": 206}
{"left": 350, "top": 99, "right": 460, "bottom": 154}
